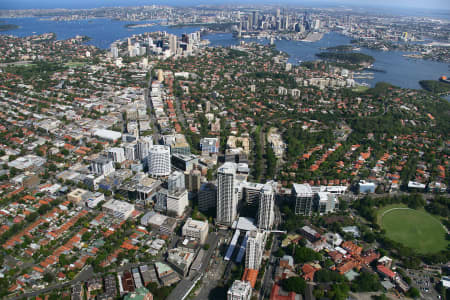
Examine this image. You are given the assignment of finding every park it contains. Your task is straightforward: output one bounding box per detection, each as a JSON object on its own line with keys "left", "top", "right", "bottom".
{"left": 378, "top": 205, "right": 448, "bottom": 254}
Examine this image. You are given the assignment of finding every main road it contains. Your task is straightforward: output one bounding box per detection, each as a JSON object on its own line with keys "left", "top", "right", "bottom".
{"left": 144, "top": 68, "right": 161, "bottom": 143}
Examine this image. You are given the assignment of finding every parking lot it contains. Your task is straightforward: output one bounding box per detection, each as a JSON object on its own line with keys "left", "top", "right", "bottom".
{"left": 407, "top": 269, "right": 440, "bottom": 300}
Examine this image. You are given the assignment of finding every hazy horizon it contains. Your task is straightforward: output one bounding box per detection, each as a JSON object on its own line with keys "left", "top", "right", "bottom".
{"left": 1, "top": 0, "right": 449, "bottom": 11}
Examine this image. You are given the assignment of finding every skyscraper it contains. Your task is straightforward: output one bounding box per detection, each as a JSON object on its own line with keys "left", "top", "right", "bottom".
{"left": 216, "top": 162, "right": 238, "bottom": 226}
{"left": 111, "top": 44, "right": 119, "bottom": 58}
{"left": 137, "top": 136, "right": 153, "bottom": 161}
{"left": 245, "top": 230, "right": 265, "bottom": 270}
{"left": 252, "top": 11, "right": 259, "bottom": 29}
{"left": 148, "top": 145, "right": 171, "bottom": 177}
{"left": 169, "top": 34, "right": 177, "bottom": 55}
{"left": 257, "top": 184, "right": 275, "bottom": 230}
{"left": 168, "top": 171, "right": 185, "bottom": 191}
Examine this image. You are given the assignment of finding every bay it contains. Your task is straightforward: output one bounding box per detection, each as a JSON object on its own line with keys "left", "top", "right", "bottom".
{"left": 1, "top": 17, "right": 449, "bottom": 91}
{"left": 206, "top": 32, "right": 449, "bottom": 90}
{"left": 0, "top": 17, "right": 202, "bottom": 49}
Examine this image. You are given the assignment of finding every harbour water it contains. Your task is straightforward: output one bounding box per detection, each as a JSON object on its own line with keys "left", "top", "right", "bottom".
{"left": 1, "top": 17, "right": 449, "bottom": 92}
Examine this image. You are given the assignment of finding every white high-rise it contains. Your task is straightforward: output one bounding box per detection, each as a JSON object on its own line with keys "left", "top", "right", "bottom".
{"left": 169, "top": 34, "right": 177, "bottom": 54}
{"left": 227, "top": 280, "right": 252, "bottom": 300}
{"left": 124, "top": 142, "right": 137, "bottom": 161}
{"left": 148, "top": 145, "right": 171, "bottom": 177}
{"left": 108, "top": 147, "right": 125, "bottom": 163}
{"left": 257, "top": 184, "right": 274, "bottom": 230}
{"left": 245, "top": 230, "right": 265, "bottom": 270}
{"left": 216, "top": 162, "right": 238, "bottom": 226}
{"left": 111, "top": 45, "right": 119, "bottom": 58}
{"left": 137, "top": 136, "right": 153, "bottom": 161}
{"left": 91, "top": 157, "right": 115, "bottom": 176}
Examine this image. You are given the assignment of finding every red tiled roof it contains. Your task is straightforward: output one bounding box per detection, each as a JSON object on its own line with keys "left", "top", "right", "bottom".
{"left": 377, "top": 264, "right": 396, "bottom": 278}
{"left": 242, "top": 268, "right": 258, "bottom": 288}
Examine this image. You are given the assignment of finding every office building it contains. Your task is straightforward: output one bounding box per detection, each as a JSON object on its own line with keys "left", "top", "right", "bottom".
{"left": 108, "top": 147, "right": 126, "bottom": 163}
{"left": 182, "top": 218, "right": 209, "bottom": 244}
{"left": 168, "top": 171, "right": 185, "bottom": 191}
{"left": 227, "top": 280, "right": 252, "bottom": 300}
{"left": 257, "top": 184, "right": 274, "bottom": 230}
{"left": 185, "top": 169, "right": 201, "bottom": 192}
{"left": 200, "top": 137, "right": 219, "bottom": 154}
{"left": 245, "top": 230, "right": 265, "bottom": 270}
{"left": 148, "top": 145, "right": 171, "bottom": 177}
{"left": 198, "top": 182, "right": 217, "bottom": 212}
{"left": 166, "top": 188, "right": 188, "bottom": 217}
{"left": 216, "top": 162, "right": 238, "bottom": 226}
{"left": 292, "top": 183, "right": 314, "bottom": 216}
{"left": 171, "top": 153, "right": 198, "bottom": 172}
{"left": 316, "top": 192, "right": 337, "bottom": 214}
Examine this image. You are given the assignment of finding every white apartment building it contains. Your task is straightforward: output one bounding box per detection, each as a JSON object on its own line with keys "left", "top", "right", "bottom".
{"left": 216, "top": 162, "right": 238, "bottom": 226}
{"left": 257, "top": 183, "right": 275, "bottom": 230}
{"left": 137, "top": 136, "right": 153, "bottom": 161}
{"left": 90, "top": 157, "right": 115, "bottom": 176}
{"left": 245, "top": 230, "right": 265, "bottom": 270}
{"left": 108, "top": 147, "right": 126, "bottom": 163}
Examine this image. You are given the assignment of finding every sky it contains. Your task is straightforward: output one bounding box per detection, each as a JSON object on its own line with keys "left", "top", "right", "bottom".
{"left": 0, "top": 0, "right": 449, "bottom": 11}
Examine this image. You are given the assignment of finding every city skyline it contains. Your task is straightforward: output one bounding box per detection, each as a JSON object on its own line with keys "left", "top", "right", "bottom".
{"left": 1, "top": 0, "right": 449, "bottom": 11}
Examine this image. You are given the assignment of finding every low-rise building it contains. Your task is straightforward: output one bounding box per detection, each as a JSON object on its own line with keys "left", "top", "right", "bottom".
{"left": 123, "top": 287, "right": 153, "bottom": 300}
{"left": 102, "top": 199, "right": 135, "bottom": 220}
{"left": 67, "top": 188, "right": 89, "bottom": 205}
{"left": 182, "top": 218, "right": 208, "bottom": 244}
{"left": 227, "top": 280, "right": 252, "bottom": 300}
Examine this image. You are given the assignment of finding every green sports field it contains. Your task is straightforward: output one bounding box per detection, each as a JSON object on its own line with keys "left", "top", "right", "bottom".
{"left": 380, "top": 207, "right": 448, "bottom": 254}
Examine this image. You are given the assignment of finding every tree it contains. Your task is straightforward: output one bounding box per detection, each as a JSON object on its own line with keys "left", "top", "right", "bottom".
{"left": 43, "top": 272, "right": 54, "bottom": 283}
{"left": 406, "top": 287, "right": 420, "bottom": 299}
{"left": 281, "top": 277, "right": 306, "bottom": 294}
{"left": 352, "top": 272, "right": 382, "bottom": 292}
{"left": 314, "top": 269, "right": 347, "bottom": 283}
{"left": 293, "top": 246, "right": 322, "bottom": 264}
{"left": 328, "top": 283, "right": 350, "bottom": 300}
